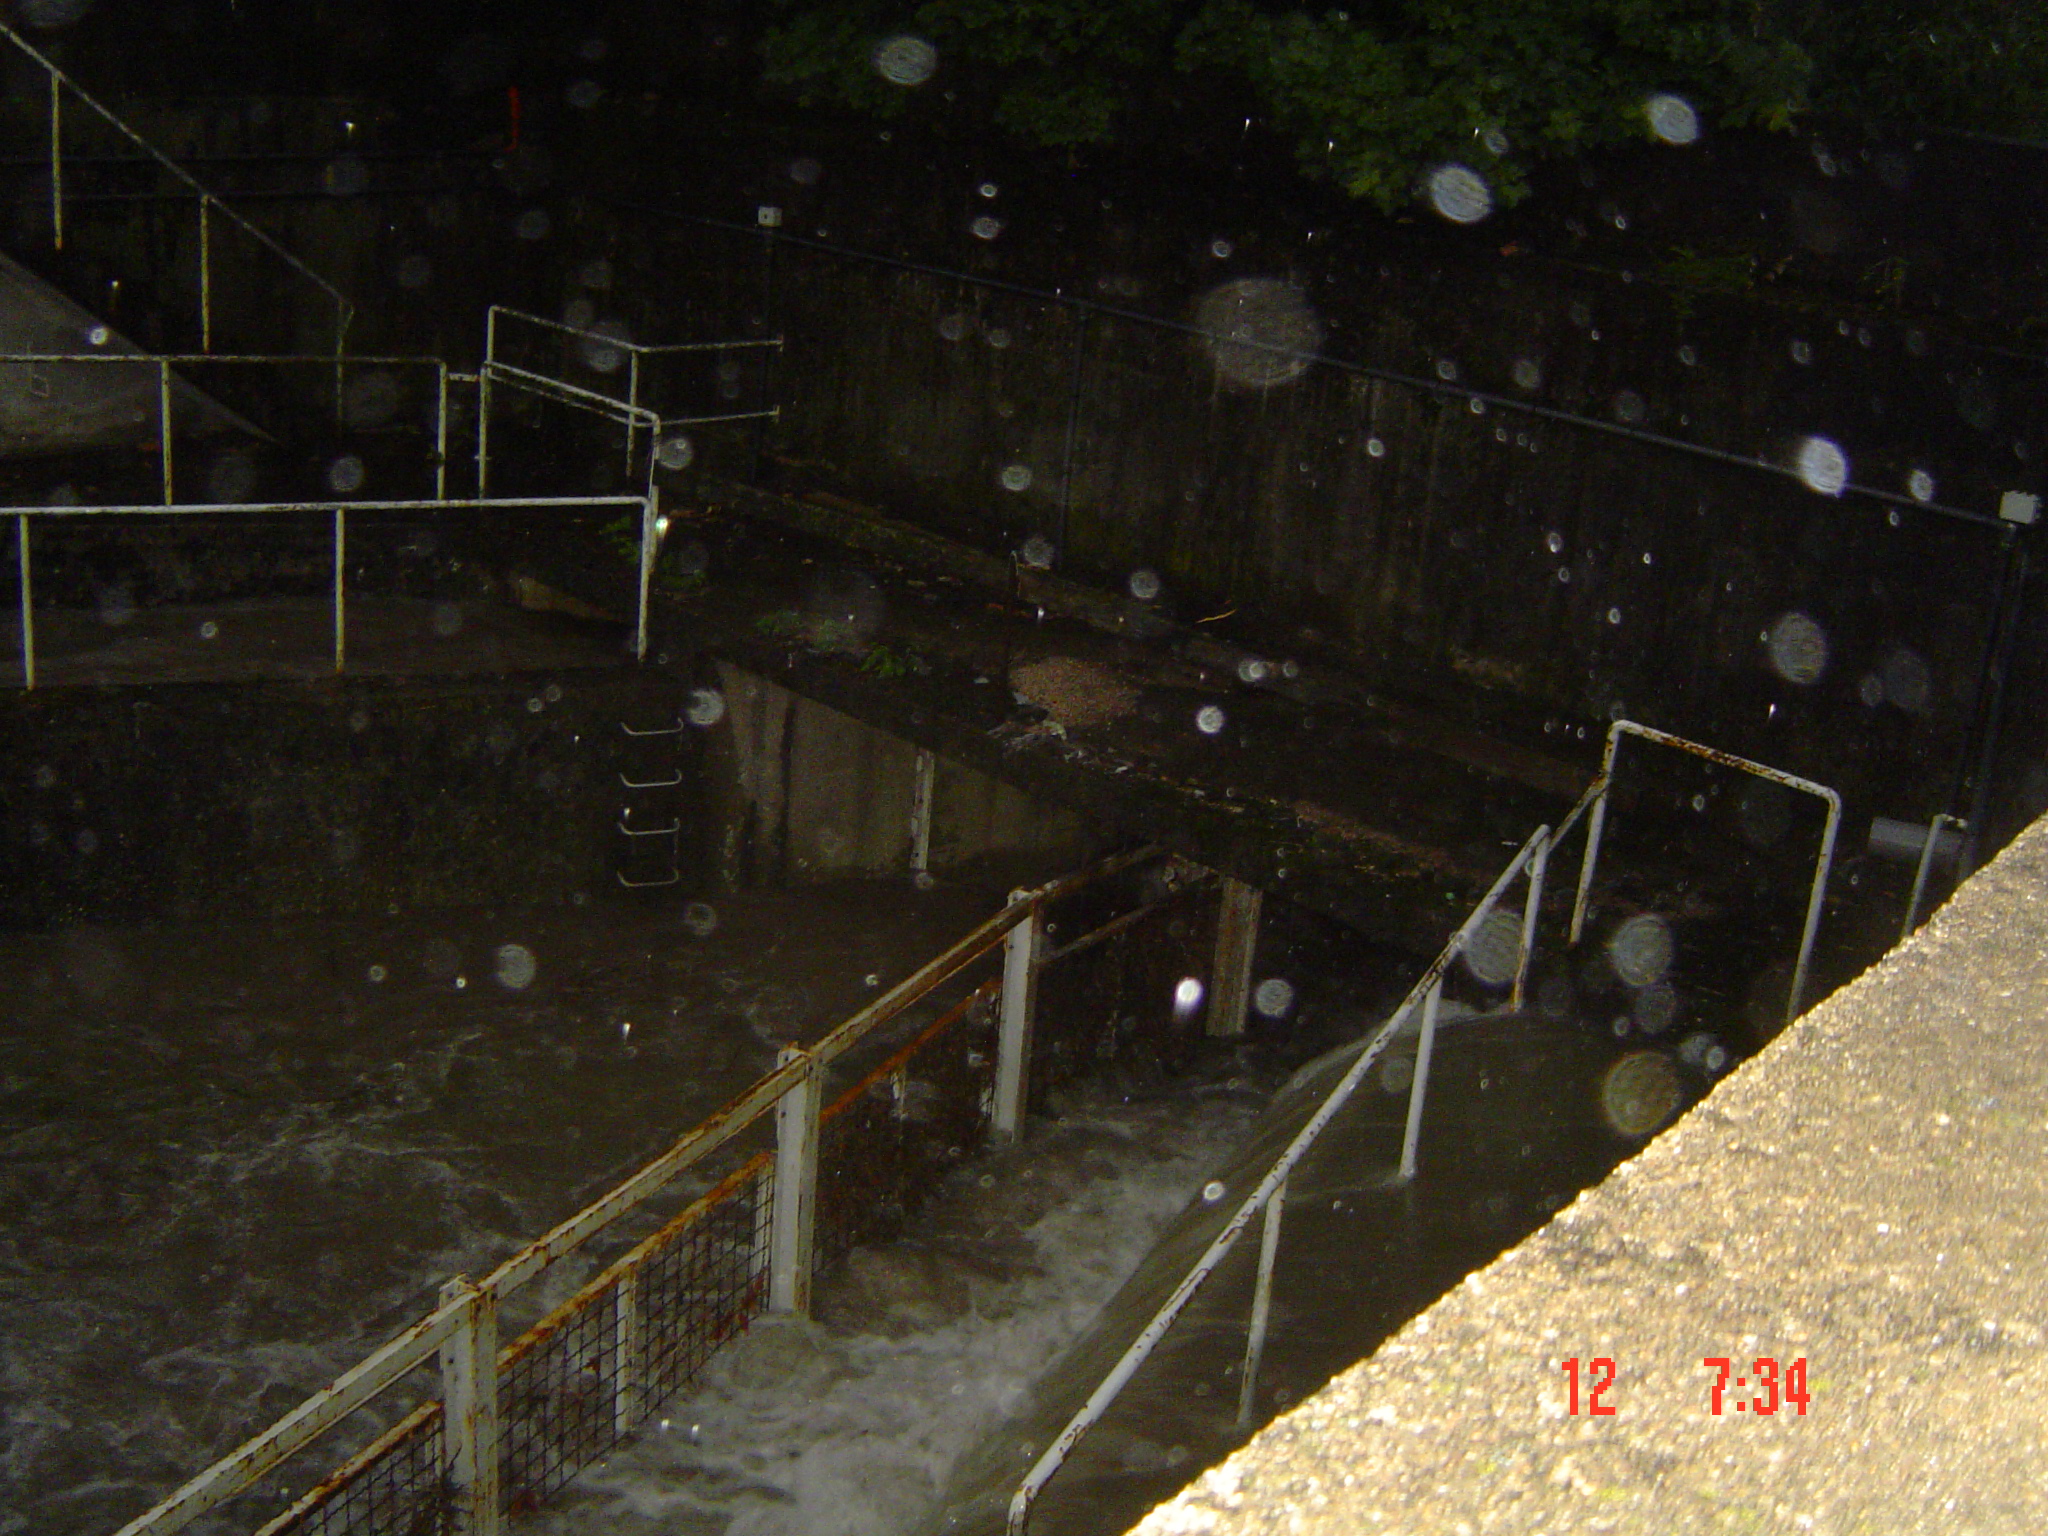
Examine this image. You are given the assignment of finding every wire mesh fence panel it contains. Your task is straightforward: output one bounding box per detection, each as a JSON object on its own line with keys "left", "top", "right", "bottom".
{"left": 634, "top": 1155, "right": 775, "bottom": 1412}
{"left": 814, "top": 984, "right": 999, "bottom": 1275}
{"left": 1033, "top": 868, "right": 1220, "bottom": 1099}
{"left": 254, "top": 1404, "right": 449, "bottom": 1536}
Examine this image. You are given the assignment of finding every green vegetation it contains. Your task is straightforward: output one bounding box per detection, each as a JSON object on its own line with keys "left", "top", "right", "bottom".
{"left": 760, "top": 1, "right": 2046, "bottom": 213}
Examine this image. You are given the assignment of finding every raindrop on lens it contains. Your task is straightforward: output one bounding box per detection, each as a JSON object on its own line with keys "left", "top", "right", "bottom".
{"left": 872, "top": 35, "right": 937, "bottom": 87}
{"left": 1766, "top": 611, "right": 1829, "bottom": 685}
{"left": 1252, "top": 978, "right": 1295, "bottom": 1018}
{"left": 1607, "top": 608, "right": 1622, "bottom": 625}
{"left": 971, "top": 216, "right": 1003, "bottom": 241}
{"left": 1425, "top": 164, "right": 1493, "bottom": 224}
{"left": 1000, "top": 464, "right": 1034, "bottom": 493}
{"left": 682, "top": 901, "right": 718, "bottom": 938}
{"left": 1461, "top": 910, "right": 1523, "bottom": 987}
{"left": 1435, "top": 358, "right": 1459, "bottom": 381}
{"left": 515, "top": 208, "right": 552, "bottom": 241}
{"left": 526, "top": 696, "right": 544, "bottom": 714}
{"left": 686, "top": 687, "right": 726, "bottom": 726}
{"left": 1018, "top": 533, "right": 1054, "bottom": 569}
{"left": 1794, "top": 436, "right": 1849, "bottom": 496}
{"left": 1236, "top": 657, "right": 1269, "bottom": 683}
{"left": 1545, "top": 530, "right": 1563, "bottom": 554}
{"left": 493, "top": 943, "right": 537, "bottom": 990}
{"left": 1481, "top": 128, "right": 1508, "bottom": 157}
{"left": 1365, "top": 436, "right": 1386, "bottom": 457}
{"left": 431, "top": 602, "right": 463, "bottom": 637}
{"left": 1645, "top": 94, "right": 1700, "bottom": 145}
{"left": 1209, "top": 238, "right": 1234, "bottom": 259}
{"left": 1599, "top": 1052, "right": 1682, "bottom": 1136}
{"left": 656, "top": 434, "right": 694, "bottom": 471}
{"left": 1128, "top": 568, "right": 1161, "bottom": 601}
{"left": 1907, "top": 469, "right": 1935, "bottom": 503}
{"left": 1790, "top": 338, "right": 1813, "bottom": 366}
{"left": 1201, "top": 1180, "right": 1226, "bottom": 1204}
{"left": 977, "top": 181, "right": 999, "bottom": 199}
{"left": 1607, "top": 913, "right": 1675, "bottom": 987}
{"left": 200, "top": 620, "right": 219, "bottom": 639}
{"left": 788, "top": 157, "right": 822, "bottom": 186}
{"left": 368, "top": 964, "right": 387, "bottom": 983}
{"left": 327, "top": 455, "right": 366, "bottom": 493}
{"left": 1195, "top": 705, "right": 1226, "bottom": 735}
{"left": 566, "top": 79, "right": 603, "bottom": 110}
{"left": 1511, "top": 358, "right": 1543, "bottom": 391}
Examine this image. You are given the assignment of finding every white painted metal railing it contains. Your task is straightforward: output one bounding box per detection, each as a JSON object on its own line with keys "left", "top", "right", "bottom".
{"left": 7, "top": 493, "right": 657, "bottom": 688}
{"left": 1, "top": 21, "right": 353, "bottom": 360}
{"left": 1003, "top": 781, "right": 1605, "bottom": 1534}
{"left": 1569, "top": 720, "right": 1842, "bottom": 1026}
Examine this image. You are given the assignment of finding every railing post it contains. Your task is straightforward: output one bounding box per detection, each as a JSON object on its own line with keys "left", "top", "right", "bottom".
{"left": 1569, "top": 785, "right": 1609, "bottom": 945}
{"left": 198, "top": 196, "right": 210, "bottom": 353}
{"left": 1208, "top": 876, "right": 1263, "bottom": 1037}
{"left": 157, "top": 359, "right": 173, "bottom": 504}
{"left": 1397, "top": 977, "right": 1444, "bottom": 1182}
{"left": 1787, "top": 792, "right": 1841, "bottom": 1024}
{"left": 613, "top": 1266, "right": 641, "bottom": 1439}
{"left": 909, "top": 748, "right": 936, "bottom": 874}
{"left": 16, "top": 513, "right": 33, "bottom": 690}
{"left": 768, "top": 1046, "right": 819, "bottom": 1314}
{"left": 1902, "top": 813, "right": 1966, "bottom": 943}
{"left": 476, "top": 367, "right": 492, "bottom": 499}
{"left": 624, "top": 350, "right": 641, "bottom": 473}
{"left": 332, "top": 507, "right": 346, "bottom": 673}
{"left": 1235, "top": 1177, "right": 1285, "bottom": 1430}
{"left": 1512, "top": 831, "right": 1549, "bottom": 1012}
{"left": 634, "top": 489, "right": 656, "bottom": 661}
{"left": 994, "top": 896, "right": 1041, "bottom": 1140}
{"left": 434, "top": 364, "right": 450, "bottom": 501}
{"left": 48, "top": 71, "right": 60, "bottom": 250}
{"left": 438, "top": 1276, "right": 501, "bottom": 1536}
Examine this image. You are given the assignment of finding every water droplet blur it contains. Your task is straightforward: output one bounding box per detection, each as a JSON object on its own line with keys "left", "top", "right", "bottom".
{"left": 1677, "top": 345, "right": 1697, "bottom": 366}
{"left": 1380, "top": 1054, "right": 1415, "bottom": 1093}
{"left": 682, "top": 901, "right": 719, "bottom": 938}
{"left": 1613, "top": 390, "right": 1646, "bottom": 424}
{"left": 1607, "top": 913, "right": 1674, "bottom": 987}
{"left": 1481, "top": 128, "right": 1508, "bottom": 157}
{"left": 544, "top": 683, "right": 563, "bottom": 703}
{"left": 1632, "top": 981, "right": 1678, "bottom": 1035}
{"left": 343, "top": 370, "right": 401, "bottom": 429}
{"left": 657, "top": 434, "right": 695, "bottom": 471}
{"left": 1511, "top": 358, "right": 1543, "bottom": 391}
{"left": 1556, "top": 568, "right": 1571, "bottom": 584}
{"left": 1599, "top": 1051, "right": 1682, "bottom": 1136}
{"left": 32, "top": 764, "right": 56, "bottom": 789}
{"left": 788, "top": 157, "right": 822, "bottom": 186}
{"left": 97, "top": 586, "right": 134, "bottom": 626}
{"left": 1789, "top": 338, "right": 1813, "bottom": 366}
{"left": 1766, "top": 611, "right": 1829, "bottom": 684}
{"left": 1425, "top": 164, "right": 1492, "bottom": 224}
{"left": 1880, "top": 646, "right": 1932, "bottom": 713}
{"left": 1858, "top": 673, "right": 1884, "bottom": 708}
{"left": 566, "top": 78, "right": 603, "bottom": 110}
{"left": 579, "top": 319, "right": 631, "bottom": 375}
{"left": 1017, "top": 533, "right": 1055, "bottom": 569}
{"left": 85, "top": 323, "right": 109, "bottom": 346}
{"left": 977, "top": 181, "right": 999, "bottom": 199}
{"left": 1252, "top": 978, "right": 1295, "bottom": 1018}
{"left": 1195, "top": 705, "right": 1226, "bottom": 736}
{"left": 1678, "top": 1031, "right": 1728, "bottom": 1074}
{"left": 1128, "top": 568, "right": 1161, "bottom": 601}
{"left": 1175, "top": 977, "right": 1207, "bottom": 1020}
{"left": 686, "top": 687, "right": 726, "bottom": 726}
{"left": 493, "top": 943, "right": 537, "bottom": 990}
{"left": 1195, "top": 278, "right": 1323, "bottom": 389}
{"left": 431, "top": 602, "right": 464, "bottom": 637}
{"left": 1907, "top": 469, "right": 1935, "bottom": 503}
{"left": 937, "top": 313, "right": 971, "bottom": 343}
{"left": 515, "top": 208, "right": 552, "bottom": 241}
{"left": 970, "top": 216, "right": 1004, "bottom": 241}
{"left": 322, "top": 155, "right": 368, "bottom": 196}
{"left": 1793, "top": 436, "right": 1849, "bottom": 496}
{"left": 1545, "top": 530, "right": 1564, "bottom": 554}
{"left": 526, "top": 696, "right": 544, "bottom": 714}
{"left": 1000, "top": 464, "right": 1034, "bottom": 493}
{"left": 1607, "top": 607, "right": 1622, "bottom": 625}
{"left": 367, "top": 963, "right": 386, "bottom": 983}
{"left": 199, "top": 620, "right": 219, "bottom": 639}
{"left": 1365, "top": 436, "right": 1386, "bottom": 458}
{"left": 1201, "top": 1179, "right": 1226, "bottom": 1204}
{"left": 1236, "top": 657, "right": 1270, "bottom": 683}
{"left": 872, "top": 35, "right": 937, "bottom": 87}
{"left": 1209, "top": 238, "right": 1233, "bottom": 259}
{"left": 1645, "top": 94, "right": 1700, "bottom": 145}
{"left": 1435, "top": 358, "right": 1458, "bottom": 381}
{"left": 1461, "top": 910, "right": 1523, "bottom": 987}
{"left": 326, "top": 455, "right": 366, "bottom": 494}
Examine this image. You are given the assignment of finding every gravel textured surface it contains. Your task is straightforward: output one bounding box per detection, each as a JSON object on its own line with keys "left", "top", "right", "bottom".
{"left": 1129, "top": 816, "right": 2048, "bottom": 1536}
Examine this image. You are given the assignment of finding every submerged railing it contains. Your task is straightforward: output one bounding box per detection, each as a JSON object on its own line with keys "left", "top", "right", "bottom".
{"left": 1007, "top": 720, "right": 1845, "bottom": 1531}
{"left": 106, "top": 842, "right": 1217, "bottom": 1536}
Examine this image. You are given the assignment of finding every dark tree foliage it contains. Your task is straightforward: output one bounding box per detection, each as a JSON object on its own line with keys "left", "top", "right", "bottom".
{"left": 760, "top": 0, "right": 2046, "bottom": 210}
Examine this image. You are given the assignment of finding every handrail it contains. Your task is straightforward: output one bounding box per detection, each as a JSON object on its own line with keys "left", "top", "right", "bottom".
{"left": 1568, "top": 720, "right": 1841, "bottom": 1024}
{"left": 1004, "top": 810, "right": 1584, "bottom": 1535}
{"left": 0, "top": 22, "right": 352, "bottom": 356}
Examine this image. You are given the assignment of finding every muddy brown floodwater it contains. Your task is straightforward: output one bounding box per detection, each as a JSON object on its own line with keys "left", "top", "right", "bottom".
{"left": 0, "top": 876, "right": 1010, "bottom": 1536}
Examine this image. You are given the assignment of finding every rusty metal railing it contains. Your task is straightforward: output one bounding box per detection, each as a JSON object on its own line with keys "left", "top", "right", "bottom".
{"left": 106, "top": 841, "right": 1193, "bottom": 1536}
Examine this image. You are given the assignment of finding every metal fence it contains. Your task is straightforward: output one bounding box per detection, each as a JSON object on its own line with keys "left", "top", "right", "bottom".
{"left": 109, "top": 842, "right": 1218, "bottom": 1536}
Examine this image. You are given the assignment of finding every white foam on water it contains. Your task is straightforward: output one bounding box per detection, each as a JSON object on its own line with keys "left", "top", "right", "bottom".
{"left": 536, "top": 1096, "right": 1255, "bottom": 1536}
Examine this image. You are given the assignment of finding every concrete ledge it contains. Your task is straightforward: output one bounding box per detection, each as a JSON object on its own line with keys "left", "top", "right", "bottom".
{"left": 1132, "top": 815, "right": 2048, "bottom": 1535}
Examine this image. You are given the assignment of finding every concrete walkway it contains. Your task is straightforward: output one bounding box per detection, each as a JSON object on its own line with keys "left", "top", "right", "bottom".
{"left": 1131, "top": 815, "right": 2048, "bottom": 1536}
